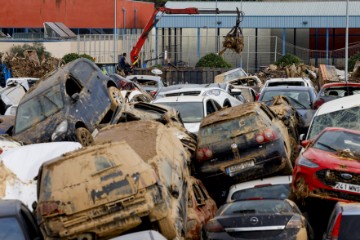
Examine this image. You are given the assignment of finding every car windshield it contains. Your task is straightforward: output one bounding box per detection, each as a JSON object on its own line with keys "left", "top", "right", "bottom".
{"left": 15, "top": 84, "right": 64, "bottom": 133}
{"left": 261, "top": 90, "right": 311, "bottom": 109}
{"left": 155, "top": 102, "right": 204, "bottom": 123}
{"left": 199, "top": 113, "right": 266, "bottom": 145}
{"left": 0, "top": 217, "right": 25, "bottom": 240}
{"left": 308, "top": 106, "right": 360, "bottom": 139}
{"left": 322, "top": 86, "right": 360, "bottom": 97}
{"left": 231, "top": 184, "right": 290, "bottom": 201}
{"left": 222, "top": 200, "right": 292, "bottom": 215}
{"left": 313, "top": 130, "right": 360, "bottom": 156}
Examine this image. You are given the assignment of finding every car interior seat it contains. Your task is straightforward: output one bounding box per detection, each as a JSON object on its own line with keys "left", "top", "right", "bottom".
{"left": 328, "top": 90, "right": 339, "bottom": 96}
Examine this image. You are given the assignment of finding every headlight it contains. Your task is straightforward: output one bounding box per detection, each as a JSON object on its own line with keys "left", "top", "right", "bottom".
{"left": 51, "top": 120, "right": 68, "bottom": 141}
{"left": 298, "top": 155, "right": 319, "bottom": 168}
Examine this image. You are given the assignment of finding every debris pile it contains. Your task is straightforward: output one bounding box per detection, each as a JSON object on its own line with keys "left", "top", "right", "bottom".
{"left": 255, "top": 63, "right": 318, "bottom": 83}
{"left": 1, "top": 51, "right": 61, "bottom": 78}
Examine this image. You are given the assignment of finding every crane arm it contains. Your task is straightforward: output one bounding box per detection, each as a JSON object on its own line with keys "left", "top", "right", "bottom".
{"left": 129, "top": 7, "right": 240, "bottom": 65}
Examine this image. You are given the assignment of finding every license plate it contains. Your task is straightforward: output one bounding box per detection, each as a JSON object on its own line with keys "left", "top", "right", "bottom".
{"left": 226, "top": 160, "right": 255, "bottom": 175}
{"left": 334, "top": 182, "right": 360, "bottom": 193}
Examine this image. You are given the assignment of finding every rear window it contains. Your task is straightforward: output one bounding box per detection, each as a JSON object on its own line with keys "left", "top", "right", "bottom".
{"left": 199, "top": 113, "right": 266, "bottom": 144}
{"left": 155, "top": 102, "right": 204, "bottom": 123}
{"left": 0, "top": 217, "right": 25, "bottom": 240}
{"left": 308, "top": 106, "right": 360, "bottom": 139}
{"left": 231, "top": 184, "right": 290, "bottom": 201}
{"left": 268, "top": 81, "right": 305, "bottom": 87}
{"left": 261, "top": 90, "right": 311, "bottom": 109}
{"left": 222, "top": 200, "right": 292, "bottom": 215}
{"left": 322, "top": 86, "right": 360, "bottom": 97}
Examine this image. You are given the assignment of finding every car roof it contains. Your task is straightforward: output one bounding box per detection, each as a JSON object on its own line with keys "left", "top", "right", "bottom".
{"left": 0, "top": 199, "right": 22, "bottom": 217}
{"left": 315, "top": 94, "right": 360, "bottom": 116}
{"left": 228, "top": 175, "right": 292, "bottom": 192}
{"left": 200, "top": 102, "right": 262, "bottom": 127}
{"left": 153, "top": 95, "right": 208, "bottom": 103}
{"left": 262, "top": 85, "right": 313, "bottom": 91}
{"left": 127, "top": 75, "right": 161, "bottom": 81}
{"left": 321, "top": 82, "right": 360, "bottom": 88}
{"left": 336, "top": 202, "right": 360, "bottom": 215}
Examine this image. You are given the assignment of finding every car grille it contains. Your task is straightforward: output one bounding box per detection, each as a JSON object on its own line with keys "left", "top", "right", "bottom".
{"left": 316, "top": 169, "right": 360, "bottom": 186}
{"left": 165, "top": 91, "right": 201, "bottom": 97}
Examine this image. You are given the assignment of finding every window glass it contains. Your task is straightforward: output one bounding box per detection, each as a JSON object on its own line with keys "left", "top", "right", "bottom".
{"left": 223, "top": 200, "right": 292, "bottom": 215}
{"left": 155, "top": 102, "right": 204, "bottom": 123}
{"left": 231, "top": 184, "right": 290, "bottom": 201}
{"left": 206, "top": 100, "right": 216, "bottom": 115}
{"left": 0, "top": 217, "right": 25, "bottom": 240}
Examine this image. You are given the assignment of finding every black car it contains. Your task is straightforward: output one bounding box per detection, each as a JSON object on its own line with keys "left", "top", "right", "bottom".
{"left": 196, "top": 102, "right": 292, "bottom": 181}
{"left": 0, "top": 199, "right": 43, "bottom": 240}
{"left": 258, "top": 85, "right": 317, "bottom": 134}
{"left": 206, "top": 199, "right": 313, "bottom": 240}
{"left": 12, "top": 58, "right": 123, "bottom": 146}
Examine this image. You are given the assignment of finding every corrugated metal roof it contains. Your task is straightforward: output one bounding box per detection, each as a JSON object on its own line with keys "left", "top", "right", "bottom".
{"left": 156, "top": 1, "right": 360, "bottom": 28}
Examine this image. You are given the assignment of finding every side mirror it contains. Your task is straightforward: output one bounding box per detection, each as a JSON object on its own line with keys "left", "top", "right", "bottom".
{"left": 71, "top": 93, "right": 80, "bottom": 101}
{"left": 230, "top": 88, "right": 242, "bottom": 96}
{"left": 301, "top": 140, "right": 311, "bottom": 148}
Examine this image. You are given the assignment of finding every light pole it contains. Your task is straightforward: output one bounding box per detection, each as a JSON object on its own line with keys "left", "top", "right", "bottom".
{"left": 345, "top": 0, "right": 349, "bottom": 82}
{"left": 114, "top": 0, "right": 117, "bottom": 64}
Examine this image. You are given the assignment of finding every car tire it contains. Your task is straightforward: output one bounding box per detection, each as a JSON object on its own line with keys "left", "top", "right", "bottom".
{"left": 108, "top": 86, "right": 123, "bottom": 110}
{"left": 158, "top": 217, "right": 178, "bottom": 240}
{"left": 75, "top": 127, "right": 94, "bottom": 147}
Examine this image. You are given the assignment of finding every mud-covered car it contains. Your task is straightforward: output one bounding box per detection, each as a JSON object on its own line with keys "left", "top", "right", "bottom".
{"left": 37, "top": 131, "right": 189, "bottom": 240}
{"left": 186, "top": 176, "right": 217, "bottom": 240}
{"left": 195, "top": 102, "right": 293, "bottom": 201}
{"left": 94, "top": 121, "right": 189, "bottom": 239}
{"left": 205, "top": 199, "right": 313, "bottom": 240}
{"left": 12, "top": 58, "right": 123, "bottom": 146}
{"left": 293, "top": 127, "right": 360, "bottom": 202}
{"left": 109, "top": 102, "right": 197, "bottom": 159}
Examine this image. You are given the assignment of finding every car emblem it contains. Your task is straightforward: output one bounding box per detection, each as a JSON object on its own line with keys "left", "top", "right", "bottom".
{"left": 250, "top": 217, "right": 259, "bottom": 225}
{"left": 340, "top": 173, "right": 353, "bottom": 180}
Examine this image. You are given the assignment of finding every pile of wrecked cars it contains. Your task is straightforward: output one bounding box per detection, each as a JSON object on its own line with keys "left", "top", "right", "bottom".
{"left": 2, "top": 58, "right": 360, "bottom": 240}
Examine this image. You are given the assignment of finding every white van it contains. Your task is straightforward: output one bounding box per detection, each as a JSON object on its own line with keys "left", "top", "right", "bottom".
{"left": 304, "top": 94, "right": 360, "bottom": 140}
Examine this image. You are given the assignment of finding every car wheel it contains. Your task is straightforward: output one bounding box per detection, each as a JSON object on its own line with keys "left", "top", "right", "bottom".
{"left": 108, "top": 86, "right": 123, "bottom": 110}
{"left": 158, "top": 217, "right": 177, "bottom": 240}
{"left": 75, "top": 127, "right": 94, "bottom": 147}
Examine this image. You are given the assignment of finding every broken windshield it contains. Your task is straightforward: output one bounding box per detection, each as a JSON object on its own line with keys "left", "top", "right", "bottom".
{"left": 308, "top": 106, "right": 360, "bottom": 139}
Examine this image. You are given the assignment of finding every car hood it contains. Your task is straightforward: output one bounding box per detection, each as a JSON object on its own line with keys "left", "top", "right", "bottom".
{"left": 304, "top": 148, "right": 360, "bottom": 170}
{"left": 0, "top": 142, "right": 82, "bottom": 208}
{"left": 184, "top": 122, "right": 200, "bottom": 135}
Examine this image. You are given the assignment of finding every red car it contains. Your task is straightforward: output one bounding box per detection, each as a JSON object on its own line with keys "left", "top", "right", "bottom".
{"left": 292, "top": 127, "right": 360, "bottom": 202}
{"left": 313, "top": 82, "right": 360, "bottom": 109}
{"left": 186, "top": 176, "right": 217, "bottom": 240}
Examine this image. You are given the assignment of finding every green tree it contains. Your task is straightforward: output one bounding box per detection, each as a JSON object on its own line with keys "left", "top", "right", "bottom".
{"left": 348, "top": 52, "right": 360, "bottom": 72}
{"left": 196, "top": 53, "right": 231, "bottom": 68}
{"left": 10, "top": 43, "right": 51, "bottom": 58}
{"left": 275, "top": 53, "right": 302, "bottom": 67}
{"left": 62, "top": 53, "right": 94, "bottom": 64}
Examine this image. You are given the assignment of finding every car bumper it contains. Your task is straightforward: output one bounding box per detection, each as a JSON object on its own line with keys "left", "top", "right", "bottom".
{"left": 293, "top": 166, "right": 360, "bottom": 202}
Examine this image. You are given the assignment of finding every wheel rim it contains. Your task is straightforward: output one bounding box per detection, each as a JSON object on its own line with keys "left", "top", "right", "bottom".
{"left": 77, "top": 128, "right": 93, "bottom": 146}
{"left": 110, "top": 87, "right": 123, "bottom": 106}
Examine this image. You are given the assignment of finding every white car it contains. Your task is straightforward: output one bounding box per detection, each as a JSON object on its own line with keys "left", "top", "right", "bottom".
{"left": 153, "top": 95, "right": 222, "bottom": 134}
{"left": 110, "top": 230, "right": 166, "bottom": 240}
{"left": 126, "top": 75, "right": 166, "bottom": 96}
{"left": 6, "top": 77, "right": 39, "bottom": 91}
{"left": 303, "top": 93, "right": 360, "bottom": 141}
{"left": 262, "top": 77, "right": 314, "bottom": 93}
{"left": 226, "top": 175, "right": 292, "bottom": 203}
{"left": 0, "top": 142, "right": 81, "bottom": 208}
{"left": 155, "top": 84, "right": 244, "bottom": 107}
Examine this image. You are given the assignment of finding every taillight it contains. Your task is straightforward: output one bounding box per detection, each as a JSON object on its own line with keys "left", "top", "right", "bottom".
{"left": 313, "top": 98, "right": 325, "bottom": 109}
{"left": 255, "top": 128, "right": 278, "bottom": 144}
{"left": 196, "top": 148, "right": 213, "bottom": 162}
{"left": 37, "top": 201, "right": 63, "bottom": 216}
{"left": 331, "top": 213, "right": 342, "bottom": 240}
{"left": 255, "top": 93, "right": 260, "bottom": 101}
{"left": 285, "top": 215, "right": 302, "bottom": 229}
{"left": 206, "top": 219, "right": 224, "bottom": 232}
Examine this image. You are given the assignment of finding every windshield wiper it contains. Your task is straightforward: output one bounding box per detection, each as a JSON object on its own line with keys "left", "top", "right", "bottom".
{"left": 287, "top": 96, "right": 308, "bottom": 109}
{"left": 317, "top": 142, "right": 337, "bottom": 152}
